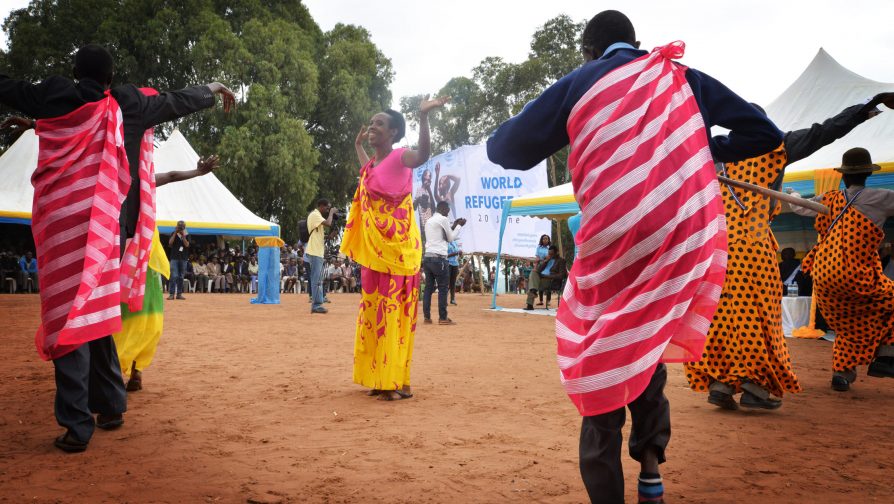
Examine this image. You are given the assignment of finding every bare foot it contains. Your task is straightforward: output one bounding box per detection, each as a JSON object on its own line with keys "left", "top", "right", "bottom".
{"left": 366, "top": 389, "right": 381, "bottom": 396}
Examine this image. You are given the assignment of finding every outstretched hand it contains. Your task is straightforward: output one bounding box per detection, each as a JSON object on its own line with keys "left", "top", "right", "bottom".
{"left": 0, "top": 116, "right": 34, "bottom": 132}
{"left": 209, "top": 82, "right": 236, "bottom": 113}
{"left": 419, "top": 94, "right": 450, "bottom": 115}
{"left": 874, "top": 92, "right": 894, "bottom": 110}
{"left": 197, "top": 155, "right": 219, "bottom": 175}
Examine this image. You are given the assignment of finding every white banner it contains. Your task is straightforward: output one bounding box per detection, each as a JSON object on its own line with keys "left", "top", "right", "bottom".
{"left": 412, "top": 144, "right": 551, "bottom": 257}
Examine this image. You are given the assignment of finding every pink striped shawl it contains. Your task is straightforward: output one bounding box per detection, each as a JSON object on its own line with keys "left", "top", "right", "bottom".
{"left": 33, "top": 92, "right": 130, "bottom": 360}
{"left": 118, "top": 87, "right": 158, "bottom": 311}
{"left": 558, "top": 42, "right": 727, "bottom": 416}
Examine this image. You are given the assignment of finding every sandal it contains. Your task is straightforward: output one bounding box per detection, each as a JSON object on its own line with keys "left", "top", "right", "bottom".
{"left": 379, "top": 390, "right": 413, "bottom": 401}
{"left": 366, "top": 389, "right": 382, "bottom": 396}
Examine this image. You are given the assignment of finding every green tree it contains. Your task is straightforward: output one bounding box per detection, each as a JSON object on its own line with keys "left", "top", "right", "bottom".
{"left": 399, "top": 14, "right": 583, "bottom": 185}
{"left": 0, "top": 0, "right": 394, "bottom": 242}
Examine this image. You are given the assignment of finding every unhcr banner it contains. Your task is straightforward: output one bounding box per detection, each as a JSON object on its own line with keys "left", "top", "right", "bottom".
{"left": 412, "top": 144, "right": 551, "bottom": 256}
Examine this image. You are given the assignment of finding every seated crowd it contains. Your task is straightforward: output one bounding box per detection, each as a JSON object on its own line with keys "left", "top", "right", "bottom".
{"left": 0, "top": 249, "right": 39, "bottom": 293}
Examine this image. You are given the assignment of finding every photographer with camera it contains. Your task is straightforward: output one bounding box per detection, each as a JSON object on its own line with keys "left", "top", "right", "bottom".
{"left": 306, "top": 199, "right": 338, "bottom": 314}
{"left": 167, "top": 220, "right": 190, "bottom": 300}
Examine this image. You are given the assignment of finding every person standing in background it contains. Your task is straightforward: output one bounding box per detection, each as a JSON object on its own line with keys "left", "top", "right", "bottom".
{"left": 447, "top": 239, "right": 461, "bottom": 305}
{"left": 167, "top": 221, "right": 189, "bottom": 300}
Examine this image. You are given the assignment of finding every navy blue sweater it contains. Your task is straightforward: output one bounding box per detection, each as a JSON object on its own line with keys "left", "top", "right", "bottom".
{"left": 487, "top": 48, "right": 782, "bottom": 170}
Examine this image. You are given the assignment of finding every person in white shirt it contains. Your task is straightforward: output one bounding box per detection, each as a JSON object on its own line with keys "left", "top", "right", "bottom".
{"left": 422, "top": 201, "right": 466, "bottom": 324}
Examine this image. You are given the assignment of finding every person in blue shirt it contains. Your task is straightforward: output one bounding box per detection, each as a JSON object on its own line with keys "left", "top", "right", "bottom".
{"left": 524, "top": 245, "right": 567, "bottom": 310}
{"left": 527, "top": 234, "right": 552, "bottom": 307}
{"left": 447, "top": 240, "right": 461, "bottom": 305}
{"left": 18, "top": 251, "right": 38, "bottom": 293}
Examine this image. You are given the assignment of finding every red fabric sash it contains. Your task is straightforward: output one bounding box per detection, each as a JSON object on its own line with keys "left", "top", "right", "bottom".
{"left": 32, "top": 92, "right": 130, "bottom": 360}
{"left": 119, "top": 88, "right": 158, "bottom": 311}
{"left": 558, "top": 42, "right": 727, "bottom": 416}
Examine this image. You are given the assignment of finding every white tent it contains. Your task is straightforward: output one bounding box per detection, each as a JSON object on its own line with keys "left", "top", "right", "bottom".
{"left": 768, "top": 48, "right": 894, "bottom": 173}
{"left": 153, "top": 130, "right": 278, "bottom": 236}
{"left": 0, "top": 129, "right": 279, "bottom": 237}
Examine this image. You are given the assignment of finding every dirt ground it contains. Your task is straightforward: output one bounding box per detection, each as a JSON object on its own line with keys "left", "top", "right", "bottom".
{"left": 0, "top": 292, "right": 891, "bottom": 504}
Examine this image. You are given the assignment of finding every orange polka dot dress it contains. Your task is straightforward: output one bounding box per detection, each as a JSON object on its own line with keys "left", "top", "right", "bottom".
{"left": 685, "top": 145, "right": 802, "bottom": 397}
{"left": 802, "top": 190, "right": 894, "bottom": 372}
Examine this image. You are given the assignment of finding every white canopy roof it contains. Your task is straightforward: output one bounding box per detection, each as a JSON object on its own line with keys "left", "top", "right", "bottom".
{"left": 153, "top": 130, "right": 278, "bottom": 236}
{"left": 767, "top": 48, "right": 894, "bottom": 173}
{"left": 0, "top": 129, "right": 278, "bottom": 237}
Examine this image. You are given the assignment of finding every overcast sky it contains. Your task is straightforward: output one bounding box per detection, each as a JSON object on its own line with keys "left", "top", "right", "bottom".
{"left": 3, "top": 0, "right": 893, "bottom": 116}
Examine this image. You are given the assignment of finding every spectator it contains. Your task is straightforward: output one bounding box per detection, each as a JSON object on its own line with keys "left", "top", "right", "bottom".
{"left": 519, "top": 261, "right": 532, "bottom": 293}
{"left": 235, "top": 255, "right": 251, "bottom": 293}
{"left": 184, "top": 256, "right": 196, "bottom": 291}
{"left": 421, "top": 201, "right": 465, "bottom": 325}
{"left": 341, "top": 259, "right": 357, "bottom": 293}
{"left": 1, "top": 251, "right": 19, "bottom": 289}
{"left": 779, "top": 247, "right": 811, "bottom": 296}
{"left": 248, "top": 256, "right": 259, "bottom": 293}
{"left": 18, "top": 251, "right": 39, "bottom": 292}
{"left": 306, "top": 199, "right": 338, "bottom": 314}
{"left": 525, "top": 245, "right": 567, "bottom": 310}
{"left": 221, "top": 256, "right": 235, "bottom": 292}
{"left": 208, "top": 257, "right": 225, "bottom": 293}
{"left": 193, "top": 256, "right": 210, "bottom": 293}
{"left": 447, "top": 240, "right": 461, "bottom": 305}
{"left": 167, "top": 220, "right": 189, "bottom": 300}
{"left": 527, "top": 234, "right": 551, "bottom": 306}
{"left": 283, "top": 258, "right": 300, "bottom": 292}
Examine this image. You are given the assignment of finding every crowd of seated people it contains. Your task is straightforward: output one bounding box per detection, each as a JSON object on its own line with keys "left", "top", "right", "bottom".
{"left": 0, "top": 249, "right": 39, "bottom": 293}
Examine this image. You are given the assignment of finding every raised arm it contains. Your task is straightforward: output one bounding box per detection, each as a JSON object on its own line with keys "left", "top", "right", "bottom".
{"left": 486, "top": 71, "right": 576, "bottom": 171}
{"left": 685, "top": 69, "right": 783, "bottom": 163}
{"left": 785, "top": 93, "right": 894, "bottom": 165}
{"left": 0, "top": 75, "right": 66, "bottom": 118}
{"left": 137, "top": 82, "right": 235, "bottom": 130}
{"left": 155, "top": 155, "right": 219, "bottom": 187}
{"left": 402, "top": 95, "right": 450, "bottom": 169}
{"left": 355, "top": 126, "right": 370, "bottom": 167}
{"left": 444, "top": 175, "right": 461, "bottom": 198}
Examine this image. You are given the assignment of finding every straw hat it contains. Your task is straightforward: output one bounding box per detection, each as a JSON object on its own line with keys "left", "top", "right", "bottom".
{"left": 834, "top": 147, "right": 881, "bottom": 174}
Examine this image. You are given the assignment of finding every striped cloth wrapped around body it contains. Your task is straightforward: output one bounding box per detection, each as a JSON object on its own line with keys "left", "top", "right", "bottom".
{"left": 557, "top": 42, "right": 728, "bottom": 416}
{"left": 32, "top": 92, "right": 130, "bottom": 360}
{"left": 118, "top": 87, "right": 160, "bottom": 312}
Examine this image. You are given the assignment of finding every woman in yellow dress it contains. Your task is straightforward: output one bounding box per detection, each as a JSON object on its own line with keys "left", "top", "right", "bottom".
{"left": 341, "top": 96, "right": 448, "bottom": 401}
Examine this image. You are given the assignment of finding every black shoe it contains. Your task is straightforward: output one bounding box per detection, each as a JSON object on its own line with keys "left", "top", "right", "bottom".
{"left": 54, "top": 432, "right": 88, "bottom": 453}
{"left": 707, "top": 390, "right": 738, "bottom": 410}
{"left": 868, "top": 356, "right": 894, "bottom": 378}
{"left": 739, "top": 391, "right": 782, "bottom": 410}
{"left": 96, "top": 413, "right": 124, "bottom": 430}
{"left": 523, "top": 304, "right": 534, "bottom": 311}
{"left": 176, "top": 295, "right": 185, "bottom": 300}
{"left": 311, "top": 307, "right": 328, "bottom": 314}
{"left": 831, "top": 375, "right": 851, "bottom": 392}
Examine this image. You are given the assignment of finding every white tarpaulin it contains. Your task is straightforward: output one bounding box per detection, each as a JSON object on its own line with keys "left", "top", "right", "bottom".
{"left": 0, "top": 129, "right": 278, "bottom": 236}
{"left": 411, "top": 144, "right": 550, "bottom": 256}
{"left": 767, "top": 48, "right": 894, "bottom": 172}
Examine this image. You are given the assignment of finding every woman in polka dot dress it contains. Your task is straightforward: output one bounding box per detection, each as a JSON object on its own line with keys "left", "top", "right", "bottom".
{"left": 794, "top": 148, "right": 894, "bottom": 391}
{"left": 685, "top": 145, "right": 802, "bottom": 409}
{"left": 686, "top": 98, "right": 890, "bottom": 409}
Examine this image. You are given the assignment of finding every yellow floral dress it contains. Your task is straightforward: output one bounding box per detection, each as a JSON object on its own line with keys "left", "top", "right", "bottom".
{"left": 340, "top": 148, "right": 422, "bottom": 390}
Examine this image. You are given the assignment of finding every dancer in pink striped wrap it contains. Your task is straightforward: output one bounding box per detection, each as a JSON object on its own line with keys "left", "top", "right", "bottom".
{"left": 487, "top": 11, "right": 781, "bottom": 503}
{"left": 0, "top": 44, "right": 234, "bottom": 452}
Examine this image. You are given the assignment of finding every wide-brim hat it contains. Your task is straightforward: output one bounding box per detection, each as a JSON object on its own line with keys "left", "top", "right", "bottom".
{"left": 835, "top": 147, "right": 881, "bottom": 174}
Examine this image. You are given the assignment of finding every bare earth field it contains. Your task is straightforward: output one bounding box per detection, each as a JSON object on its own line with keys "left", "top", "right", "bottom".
{"left": 0, "top": 292, "right": 892, "bottom": 503}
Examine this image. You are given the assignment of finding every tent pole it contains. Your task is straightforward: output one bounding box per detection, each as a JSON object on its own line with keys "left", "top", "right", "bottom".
{"left": 555, "top": 219, "right": 565, "bottom": 259}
